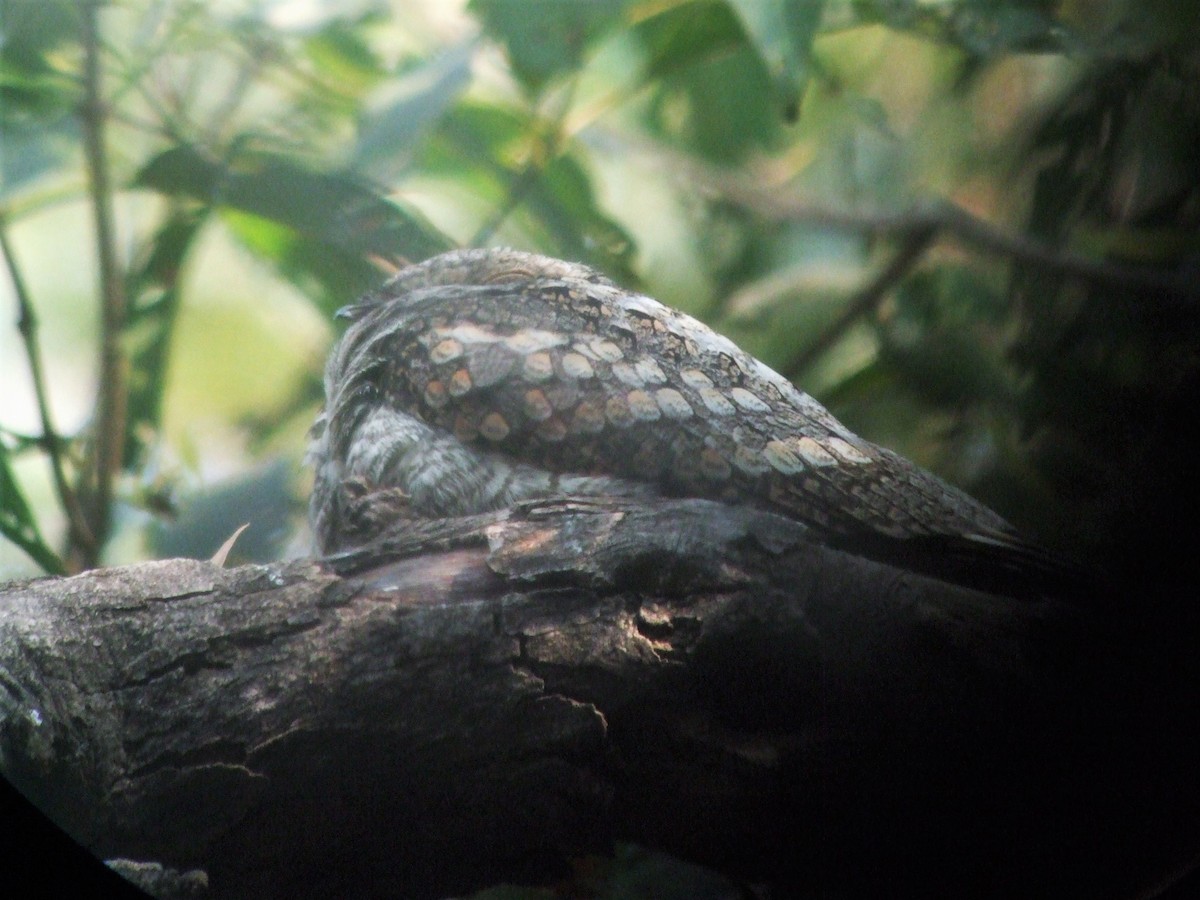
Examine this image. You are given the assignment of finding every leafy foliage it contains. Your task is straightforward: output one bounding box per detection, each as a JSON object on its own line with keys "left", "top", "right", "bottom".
{"left": 470, "top": 0, "right": 624, "bottom": 92}
{"left": 0, "top": 434, "right": 65, "bottom": 574}
{"left": 0, "top": 0, "right": 1196, "bottom": 593}
{"left": 137, "top": 144, "right": 454, "bottom": 307}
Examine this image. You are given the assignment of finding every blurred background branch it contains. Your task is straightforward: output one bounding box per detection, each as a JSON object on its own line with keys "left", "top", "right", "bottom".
{"left": 785, "top": 222, "right": 938, "bottom": 377}
{"left": 77, "top": 0, "right": 129, "bottom": 570}
{"left": 678, "top": 156, "right": 1192, "bottom": 296}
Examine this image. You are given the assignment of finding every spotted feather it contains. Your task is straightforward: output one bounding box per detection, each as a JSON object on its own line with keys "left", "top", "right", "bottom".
{"left": 309, "top": 248, "right": 1075, "bottom": 593}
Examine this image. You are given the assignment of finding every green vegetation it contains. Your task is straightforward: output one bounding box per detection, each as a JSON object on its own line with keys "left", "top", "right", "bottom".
{"left": 1, "top": 0, "right": 1196, "bottom": 581}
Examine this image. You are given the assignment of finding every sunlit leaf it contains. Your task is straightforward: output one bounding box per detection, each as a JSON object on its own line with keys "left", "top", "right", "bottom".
{"left": 725, "top": 0, "right": 825, "bottom": 120}
{"left": 302, "top": 14, "right": 390, "bottom": 96}
{"left": 630, "top": 0, "right": 747, "bottom": 80}
{"left": 645, "top": 44, "right": 781, "bottom": 162}
{"left": 0, "top": 0, "right": 79, "bottom": 74}
{"left": 469, "top": 0, "right": 625, "bottom": 92}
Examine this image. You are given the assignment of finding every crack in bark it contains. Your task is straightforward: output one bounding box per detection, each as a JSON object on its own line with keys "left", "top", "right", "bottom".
{"left": 126, "top": 740, "right": 254, "bottom": 780}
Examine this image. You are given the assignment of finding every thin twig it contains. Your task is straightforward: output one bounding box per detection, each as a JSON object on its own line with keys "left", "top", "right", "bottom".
{"left": 0, "top": 218, "right": 96, "bottom": 560}
{"left": 470, "top": 163, "right": 542, "bottom": 248}
{"left": 784, "top": 225, "right": 938, "bottom": 378}
{"left": 742, "top": 193, "right": 1188, "bottom": 300}
{"left": 471, "top": 78, "right": 580, "bottom": 248}
{"left": 80, "top": 0, "right": 129, "bottom": 566}
{"left": 930, "top": 202, "right": 1188, "bottom": 296}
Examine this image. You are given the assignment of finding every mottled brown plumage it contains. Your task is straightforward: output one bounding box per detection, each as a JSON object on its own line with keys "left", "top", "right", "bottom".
{"left": 310, "top": 249, "right": 1067, "bottom": 592}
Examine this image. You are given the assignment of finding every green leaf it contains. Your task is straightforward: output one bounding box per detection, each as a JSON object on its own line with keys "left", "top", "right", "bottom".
{"left": 521, "top": 152, "right": 637, "bottom": 280}
{"left": 135, "top": 145, "right": 454, "bottom": 307}
{"left": 352, "top": 41, "right": 474, "bottom": 179}
{"left": 0, "top": 2, "right": 81, "bottom": 200}
{"left": 851, "top": 0, "right": 1077, "bottom": 56}
{"left": 627, "top": 1, "right": 789, "bottom": 159}
{"left": 817, "top": 355, "right": 897, "bottom": 409}
{"left": 469, "top": 0, "right": 626, "bottom": 92}
{"left": 724, "top": 0, "right": 825, "bottom": 120}
{"left": 0, "top": 59, "right": 78, "bottom": 120}
{"left": 645, "top": 44, "right": 783, "bottom": 162}
{"left": 123, "top": 208, "right": 208, "bottom": 467}
{"left": 950, "top": 4, "right": 1072, "bottom": 56}
{"left": 302, "top": 14, "right": 390, "bottom": 96}
{"left": 0, "top": 439, "right": 66, "bottom": 575}
{"left": 418, "top": 102, "right": 535, "bottom": 226}
{"left": 221, "top": 208, "right": 386, "bottom": 310}
{"left": 422, "top": 102, "right": 529, "bottom": 176}
{"left": 790, "top": 93, "right": 909, "bottom": 209}
{"left": 0, "top": 0, "right": 79, "bottom": 75}
{"left": 420, "top": 100, "right": 636, "bottom": 277}
{"left": 630, "top": 0, "right": 748, "bottom": 81}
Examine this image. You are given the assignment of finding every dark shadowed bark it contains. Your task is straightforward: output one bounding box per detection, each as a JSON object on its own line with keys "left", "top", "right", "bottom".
{"left": 1, "top": 498, "right": 1196, "bottom": 899}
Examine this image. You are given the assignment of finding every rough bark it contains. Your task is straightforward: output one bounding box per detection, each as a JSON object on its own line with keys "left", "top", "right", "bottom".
{"left": 0, "top": 498, "right": 1194, "bottom": 899}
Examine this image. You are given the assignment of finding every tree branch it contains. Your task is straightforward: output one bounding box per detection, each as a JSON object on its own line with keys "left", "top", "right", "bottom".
{"left": 783, "top": 223, "right": 938, "bottom": 377}
{"left": 618, "top": 134, "right": 1194, "bottom": 300}
{"left": 2, "top": 498, "right": 1195, "bottom": 899}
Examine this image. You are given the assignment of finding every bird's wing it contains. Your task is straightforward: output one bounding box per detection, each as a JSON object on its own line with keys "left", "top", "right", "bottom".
{"left": 349, "top": 277, "right": 1018, "bottom": 546}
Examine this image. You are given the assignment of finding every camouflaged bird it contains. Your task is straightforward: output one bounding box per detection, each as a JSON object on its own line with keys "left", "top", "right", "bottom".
{"left": 309, "top": 248, "right": 1066, "bottom": 591}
